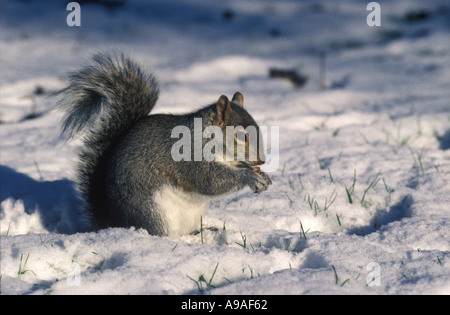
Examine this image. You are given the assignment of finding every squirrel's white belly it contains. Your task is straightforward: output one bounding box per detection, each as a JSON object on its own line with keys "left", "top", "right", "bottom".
{"left": 153, "top": 185, "right": 212, "bottom": 237}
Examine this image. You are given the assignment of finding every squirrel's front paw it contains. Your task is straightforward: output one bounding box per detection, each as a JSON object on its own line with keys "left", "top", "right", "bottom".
{"left": 245, "top": 170, "right": 272, "bottom": 193}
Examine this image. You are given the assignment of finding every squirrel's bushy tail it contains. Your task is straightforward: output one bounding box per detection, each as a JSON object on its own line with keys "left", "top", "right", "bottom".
{"left": 56, "top": 52, "right": 159, "bottom": 227}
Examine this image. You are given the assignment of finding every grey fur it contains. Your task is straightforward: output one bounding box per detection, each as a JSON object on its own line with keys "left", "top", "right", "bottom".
{"left": 57, "top": 52, "right": 271, "bottom": 235}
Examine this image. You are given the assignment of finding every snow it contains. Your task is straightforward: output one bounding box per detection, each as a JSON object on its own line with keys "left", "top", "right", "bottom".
{"left": 1, "top": 0, "right": 449, "bottom": 295}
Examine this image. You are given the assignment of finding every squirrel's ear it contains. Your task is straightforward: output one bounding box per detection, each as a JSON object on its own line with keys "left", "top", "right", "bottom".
{"left": 231, "top": 92, "right": 244, "bottom": 108}
{"left": 215, "top": 95, "right": 232, "bottom": 128}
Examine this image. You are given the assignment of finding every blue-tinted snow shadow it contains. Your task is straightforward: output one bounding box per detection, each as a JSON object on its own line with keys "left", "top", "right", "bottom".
{"left": 0, "top": 165, "right": 87, "bottom": 234}
{"left": 437, "top": 129, "right": 450, "bottom": 150}
{"left": 348, "top": 195, "right": 413, "bottom": 236}
{"left": 0, "top": 1, "right": 272, "bottom": 43}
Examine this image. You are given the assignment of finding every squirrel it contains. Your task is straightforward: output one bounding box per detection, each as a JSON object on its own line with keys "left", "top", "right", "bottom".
{"left": 57, "top": 52, "right": 272, "bottom": 236}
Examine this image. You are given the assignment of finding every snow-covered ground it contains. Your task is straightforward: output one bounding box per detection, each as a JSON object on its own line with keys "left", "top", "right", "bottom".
{"left": 1, "top": 0, "right": 449, "bottom": 295}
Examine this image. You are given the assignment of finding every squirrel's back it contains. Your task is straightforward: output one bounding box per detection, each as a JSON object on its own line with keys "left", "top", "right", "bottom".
{"left": 56, "top": 52, "right": 160, "bottom": 229}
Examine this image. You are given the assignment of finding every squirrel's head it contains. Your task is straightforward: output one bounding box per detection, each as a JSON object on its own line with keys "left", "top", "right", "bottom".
{"left": 212, "top": 92, "right": 266, "bottom": 168}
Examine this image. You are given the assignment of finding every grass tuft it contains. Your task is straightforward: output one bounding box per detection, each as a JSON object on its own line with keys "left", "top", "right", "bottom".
{"left": 187, "top": 262, "right": 220, "bottom": 294}
{"left": 360, "top": 175, "right": 381, "bottom": 206}
{"left": 18, "top": 253, "right": 36, "bottom": 278}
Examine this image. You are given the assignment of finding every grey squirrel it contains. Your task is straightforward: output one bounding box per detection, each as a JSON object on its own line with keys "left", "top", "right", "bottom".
{"left": 57, "top": 52, "right": 272, "bottom": 236}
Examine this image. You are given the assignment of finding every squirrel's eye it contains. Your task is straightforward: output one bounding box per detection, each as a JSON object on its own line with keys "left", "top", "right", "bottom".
{"left": 235, "top": 131, "right": 248, "bottom": 143}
